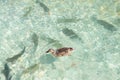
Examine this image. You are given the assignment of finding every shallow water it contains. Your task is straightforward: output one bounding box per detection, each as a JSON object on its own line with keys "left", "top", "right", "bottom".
{"left": 0, "top": 0, "right": 120, "bottom": 80}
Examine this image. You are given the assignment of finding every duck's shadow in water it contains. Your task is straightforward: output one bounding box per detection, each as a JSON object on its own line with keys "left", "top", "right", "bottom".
{"left": 39, "top": 54, "right": 57, "bottom": 64}
{"left": 39, "top": 54, "right": 57, "bottom": 69}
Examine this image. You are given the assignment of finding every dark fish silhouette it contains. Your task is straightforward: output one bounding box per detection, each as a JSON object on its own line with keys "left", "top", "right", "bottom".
{"left": 91, "top": 16, "right": 117, "bottom": 32}
{"left": 57, "top": 18, "right": 80, "bottom": 23}
{"left": 45, "top": 37, "right": 63, "bottom": 48}
{"left": 62, "top": 28, "right": 82, "bottom": 40}
{"left": 41, "top": 35, "right": 63, "bottom": 48}
{"left": 31, "top": 33, "right": 39, "bottom": 54}
{"left": 6, "top": 46, "right": 26, "bottom": 62}
{"left": 36, "top": 0, "right": 49, "bottom": 12}
{"left": 2, "top": 63, "right": 12, "bottom": 80}
{"left": 32, "top": 33, "right": 38, "bottom": 47}
{"left": 96, "top": 20, "right": 117, "bottom": 31}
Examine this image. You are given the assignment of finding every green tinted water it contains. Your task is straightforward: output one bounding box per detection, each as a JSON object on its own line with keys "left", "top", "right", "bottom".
{"left": 0, "top": 0, "right": 120, "bottom": 80}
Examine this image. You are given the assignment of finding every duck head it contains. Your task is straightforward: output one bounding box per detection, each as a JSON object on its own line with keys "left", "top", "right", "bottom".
{"left": 46, "top": 49, "right": 55, "bottom": 53}
{"left": 69, "top": 47, "right": 73, "bottom": 51}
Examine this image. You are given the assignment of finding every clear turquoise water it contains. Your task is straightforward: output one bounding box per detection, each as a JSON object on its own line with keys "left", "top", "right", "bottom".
{"left": 0, "top": 0, "right": 120, "bottom": 80}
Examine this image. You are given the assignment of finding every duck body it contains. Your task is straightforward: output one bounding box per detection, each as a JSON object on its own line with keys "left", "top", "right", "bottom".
{"left": 46, "top": 47, "right": 73, "bottom": 57}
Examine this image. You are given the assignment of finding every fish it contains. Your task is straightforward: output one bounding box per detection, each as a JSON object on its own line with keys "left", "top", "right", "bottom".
{"left": 41, "top": 36, "right": 58, "bottom": 44}
{"left": 2, "top": 63, "right": 12, "bottom": 80}
{"left": 96, "top": 19, "right": 117, "bottom": 31}
{"left": 57, "top": 18, "right": 80, "bottom": 23}
{"left": 41, "top": 35, "right": 63, "bottom": 48}
{"left": 36, "top": 0, "right": 49, "bottom": 12}
{"left": 62, "top": 28, "right": 82, "bottom": 41}
{"left": 45, "top": 37, "right": 62, "bottom": 47}
{"left": 31, "top": 33, "right": 39, "bottom": 54}
{"left": 22, "top": 64, "right": 39, "bottom": 74}
{"left": 32, "top": 33, "right": 38, "bottom": 46}
{"left": 6, "top": 46, "right": 26, "bottom": 62}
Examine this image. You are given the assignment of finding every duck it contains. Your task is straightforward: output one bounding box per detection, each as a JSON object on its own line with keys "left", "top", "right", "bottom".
{"left": 46, "top": 47, "right": 73, "bottom": 57}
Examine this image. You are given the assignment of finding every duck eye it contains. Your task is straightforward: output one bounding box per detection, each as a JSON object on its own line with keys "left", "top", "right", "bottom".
{"left": 70, "top": 48, "right": 73, "bottom": 50}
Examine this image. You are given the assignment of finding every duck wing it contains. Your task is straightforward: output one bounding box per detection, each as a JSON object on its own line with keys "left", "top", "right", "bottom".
{"left": 56, "top": 48, "right": 69, "bottom": 53}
